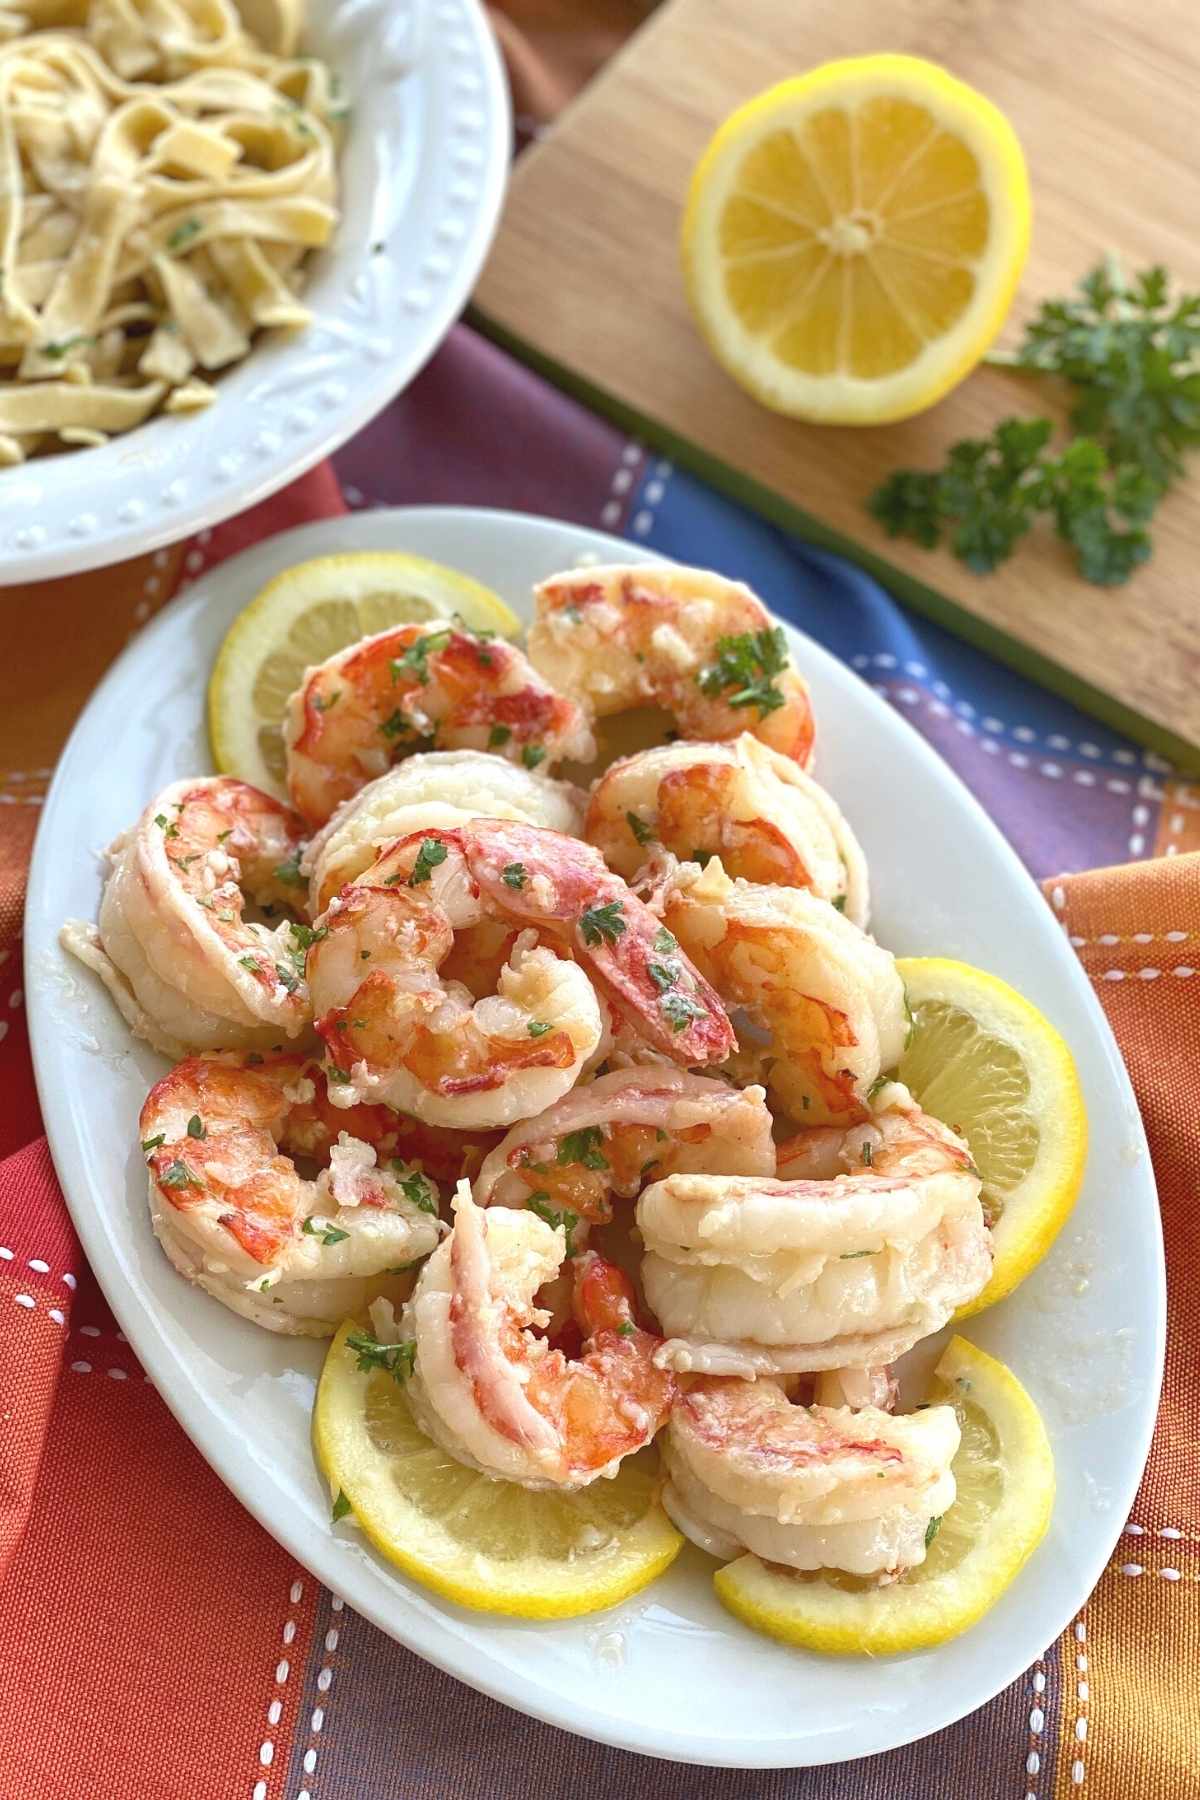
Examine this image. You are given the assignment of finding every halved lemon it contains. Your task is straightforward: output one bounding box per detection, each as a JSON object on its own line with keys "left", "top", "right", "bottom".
{"left": 314, "top": 1321, "right": 683, "bottom": 1619}
{"left": 682, "top": 55, "right": 1031, "bottom": 422}
{"left": 208, "top": 552, "right": 520, "bottom": 796}
{"left": 897, "top": 957, "right": 1087, "bottom": 1315}
{"left": 714, "top": 1335, "right": 1053, "bottom": 1653}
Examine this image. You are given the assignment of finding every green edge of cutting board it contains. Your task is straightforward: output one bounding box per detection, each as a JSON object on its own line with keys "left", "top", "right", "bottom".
{"left": 468, "top": 302, "right": 1200, "bottom": 780}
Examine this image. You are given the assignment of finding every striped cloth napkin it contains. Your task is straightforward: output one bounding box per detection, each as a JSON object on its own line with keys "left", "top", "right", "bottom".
{"left": 0, "top": 323, "right": 1195, "bottom": 1799}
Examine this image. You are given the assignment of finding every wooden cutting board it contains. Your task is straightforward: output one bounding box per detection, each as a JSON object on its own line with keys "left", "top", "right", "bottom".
{"left": 472, "top": 0, "right": 1200, "bottom": 770}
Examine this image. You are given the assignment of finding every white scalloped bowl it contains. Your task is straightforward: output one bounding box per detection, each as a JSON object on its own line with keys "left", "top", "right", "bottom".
{"left": 0, "top": 0, "right": 509, "bottom": 584}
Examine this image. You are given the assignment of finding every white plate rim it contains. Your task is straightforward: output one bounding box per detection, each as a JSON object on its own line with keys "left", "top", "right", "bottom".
{"left": 25, "top": 506, "right": 1165, "bottom": 1769}
{"left": 0, "top": 1, "right": 509, "bottom": 584}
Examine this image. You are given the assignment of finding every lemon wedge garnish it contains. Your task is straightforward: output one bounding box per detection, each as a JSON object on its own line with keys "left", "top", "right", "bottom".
{"left": 897, "top": 956, "right": 1087, "bottom": 1315}
{"left": 208, "top": 552, "right": 520, "bottom": 797}
{"left": 714, "top": 1336, "right": 1054, "bottom": 1653}
{"left": 682, "top": 54, "right": 1031, "bottom": 422}
{"left": 314, "top": 1321, "right": 683, "bottom": 1619}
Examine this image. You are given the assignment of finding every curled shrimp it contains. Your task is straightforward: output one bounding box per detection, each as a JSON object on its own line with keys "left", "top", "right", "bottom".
{"left": 585, "top": 733, "right": 868, "bottom": 921}
{"left": 660, "top": 855, "right": 905, "bottom": 1125}
{"left": 284, "top": 621, "right": 593, "bottom": 827}
{"left": 62, "top": 776, "right": 312, "bottom": 1058}
{"left": 475, "top": 1065, "right": 776, "bottom": 1226}
{"left": 527, "top": 564, "right": 815, "bottom": 764}
{"left": 139, "top": 1052, "right": 444, "bottom": 1336}
{"left": 303, "top": 748, "right": 585, "bottom": 913}
{"left": 638, "top": 1085, "right": 992, "bottom": 1376}
{"left": 661, "top": 1377, "right": 959, "bottom": 1578}
{"left": 306, "top": 822, "right": 734, "bottom": 1129}
{"left": 402, "top": 1184, "right": 676, "bottom": 1488}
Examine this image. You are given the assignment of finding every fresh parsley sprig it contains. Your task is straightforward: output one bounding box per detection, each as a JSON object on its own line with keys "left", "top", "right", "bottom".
{"left": 869, "top": 260, "right": 1200, "bottom": 586}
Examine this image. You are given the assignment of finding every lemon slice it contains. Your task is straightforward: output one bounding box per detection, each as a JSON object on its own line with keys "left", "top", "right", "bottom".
{"left": 896, "top": 957, "right": 1087, "bottom": 1315}
{"left": 208, "top": 552, "right": 521, "bottom": 797}
{"left": 714, "top": 1335, "right": 1053, "bottom": 1653}
{"left": 314, "top": 1321, "right": 684, "bottom": 1619}
{"left": 682, "top": 54, "right": 1031, "bottom": 422}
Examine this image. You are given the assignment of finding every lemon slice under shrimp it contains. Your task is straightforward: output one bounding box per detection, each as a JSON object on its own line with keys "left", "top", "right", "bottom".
{"left": 313, "top": 1321, "right": 684, "bottom": 1619}
{"left": 714, "top": 1336, "right": 1054, "bottom": 1653}
{"left": 208, "top": 552, "right": 521, "bottom": 798}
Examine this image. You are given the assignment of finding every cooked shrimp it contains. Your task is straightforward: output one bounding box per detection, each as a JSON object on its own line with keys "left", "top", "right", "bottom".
{"left": 62, "top": 776, "right": 312, "bottom": 1059}
{"left": 475, "top": 1066, "right": 775, "bottom": 1225}
{"left": 639, "top": 1086, "right": 992, "bottom": 1375}
{"left": 285, "top": 621, "right": 594, "bottom": 827}
{"left": 528, "top": 564, "right": 815, "bottom": 764}
{"left": 307, "top": 823, "right": 734, "bottom": 1129}
{"left": 139, "top": 1053, "right": 444, "bottom": 1336}
{"left": 402, "top": 1185, "right": 676, "bottom": 1488}
{"left": 585, "top": 734, "right": 867, "bottom": 921}
{"left": 660, "top": 856, "right": 905, "bottom": 1125}
{"left": 812, "top": 1366, "right": 898, "bottom": 1411}
{"left": 661, "top": 1378, "right": 959, "bottom": 1577}
{"left": 303, "top": 748, "right": 585, "bottom": 914}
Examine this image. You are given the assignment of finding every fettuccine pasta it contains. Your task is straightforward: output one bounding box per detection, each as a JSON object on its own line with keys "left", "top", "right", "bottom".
{"left": 0, "top": 0, "right": 343, "bottom": 461}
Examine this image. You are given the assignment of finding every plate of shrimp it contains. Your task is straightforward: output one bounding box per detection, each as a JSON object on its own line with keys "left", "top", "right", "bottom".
{"left": 28, "top": 507, "right": 1163, "bottom": 1768}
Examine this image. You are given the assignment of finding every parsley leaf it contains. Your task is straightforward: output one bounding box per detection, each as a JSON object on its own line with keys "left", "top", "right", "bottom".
{"left": 579, "top": 899, "right": 626, "bottom": 946}
{"left": 331, "top": 1488, "right": 352, "bottom": 1522}
{"left": 925, "top": 1515, "right": 943, "bottom": 1548}
{"left": 653, "top": 926, "right": 678, "bottom": 954}
{"left": 626, "top": 810, "right": 654, "bottom": 847}
{"left": 528, "top": 1019, "right": 552, "bottom": 1038}
{"left": 166, "top": 216, "right": 203, "bottom": 253}
{"left": 390, "top": 628, "right": 452, "bottom": 685}
{"left": 660, "top": 990, "right": 707, "bottom": 1032}
{"left": 186, "top": 1114, "right": 206, "bottom": 1139}
{"left": 159, "top": 1160, "right": 197, "bottom": 1188}
{"left": 697, "top": 626, "right": 788, "bottom": 716}
{"left": 141, "top": 1134, "right": 165, "bottom": 1153}
{"left": 488, "top": 724, "right": 512, "bottom": 749}
{"left": 346, "top": 1327, "right": 416, "bottom": 1383}
{"left": 525, "top": 1193, "right": 577, "bottom": 1256}
{"left": 501, "top": 862, "right": 527, "bottom": 889}
{"left": 557, "top": 1126, "right": 609, "bottom": 1171}
{"left": 392, "top": 1165, "right": 439, "bottom": 1215}
{"left": 274, "top": 852, "right": 305, "bottom": 887}
{"left": 302, "top": 1216, "right": 349, "bottom": 1245}
{"left": 521, "top": 743, "right": 546, "bottom": 770}
{"left": 408, "top": 838, "right": 448, "bottom": 886}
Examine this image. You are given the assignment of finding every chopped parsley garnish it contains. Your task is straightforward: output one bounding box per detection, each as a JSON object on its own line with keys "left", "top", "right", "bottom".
{"left": 312, "top": 689, "right": 341, "bottom": 712}
{"left": 141, "top": 1134, "right": 165, "bottom": 1153}
{"left": 840, "top": 1248, "right": 876, "bottom": 1259}
{"left": 557, "top": 1126, "right": 609, "bottom": 1171}
{"left": 697, "top": 626, "right": 789, "bottom": 716}
{"left": 616, "top": 1320, "right": 635, "bottom": 1337}
{"left": 302, "top": 1217, "right": 349, "bottom": 1245}
{"left": 646, "top": 960, "right": 676, "bottom": 991}
{"left": 274, "top": 852, "right": 305, "bottom": 887}
{"left": 561, "top": 603, "right": 583, "bottom": 624}
{"left": 273, "top": 962, "right": 301, "bottom": 995}
{"left": 408, "top": 838, "right": 448, "bottom": 886}
{"left": 186, "top": 1115, "right": 206, "bottom": 1139}
{"left": 526, "top": 1193, "right": 577, "bottom": 1256}
{"left": 488, "top": 724, "right": 512, "bottom": 749}
{"left": 501, "top": 862, "right": 527, "bottom": 889}
{"left": 326, "top": 1064, "right": 350, "bottom": 1083}
{"left": 660, "top": 990, "right": 707, "bottom": 1032}
{"left": 860, "top": 1142, "right": 873, "bottom": 1167}
{"left": 390, "top": 628, "right": 451, "bottom": 685}
{"left": 346, "top": 1327, "right": 416, "bottom": 1383}
{"left": 160, "top": 1160, "right": 197, "bottom": 1188}
{"left": 626, "top": 810, "right": 654, "bottom": 847}
{"left": 154, "top": 812, "right": 180, "bottom": 840}
{"left": 903, "top": 990, "right": 915, "bottom": 1052}
{"left": 652, "top": 926, "right": 678, "bottom": 954}
{"left": 238, "top": 953, "right": 262, "bottom": 975}
{"left": 925, "top": 1515, "right": 943, "bottom": 1548}
{"left": 521, "top": 743, "right": 546, "bottom": 770}
{"left": 289, "top": 921, "right": 328, "bottom": 955}
{"left": 579, "top": 899, "right": 626, "bottom": 946}
{"left": 379, "top": 707, "right": 412, "bottom": 740}
{"left": 41, "top": 333, "right": 94, "bottom": 359}
{"left": 393, "top": 1166, "right": 439, "bottom": 1215}
{"left": 867, "top": 1075, "right": 891, "bottom": 1102}
{"left": 331, "top": 1489, "right": 352, "bottom": 1522}
{"left": 216, "top": 829, "right": 232, "bottom": 844}
{"left": 166, "top": 216, "right": 203, "bottom": 253}
{"left": 528, "top": 1020, "right": 552, "bottom": 1038}
{"left": 832, "top": 894, "right": 847, "bottom": 912}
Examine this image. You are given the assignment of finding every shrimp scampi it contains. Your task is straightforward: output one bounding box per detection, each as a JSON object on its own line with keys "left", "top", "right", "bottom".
{"left": 639, "top": 1085, "right": 992, "bottom": 1375}
{"left": 402, "top": 1186, "right": 677, "bottom": 1488}
{"left": 63, "top": 776, "right": 313, "bottom": 1059}
{"left": 138, "top": 1053, "right": 445, "bottom": 1336}
{"left": 528, "top": 565, "right": 815, "bottom": 765}
{"left": 307, "top": 822, "right": 734, "bottom": 1129}
{"left": 586, "top": 733, "right": 868, "bottom": 922}
{"left": 285, "top": 621, "right": 594, "bottom": 827}
{"left": 661, "top": 856, "right": 906, "bottom": 1126}
{"left": 662, "top": 1377, "right": 960, "bottom": 1579}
